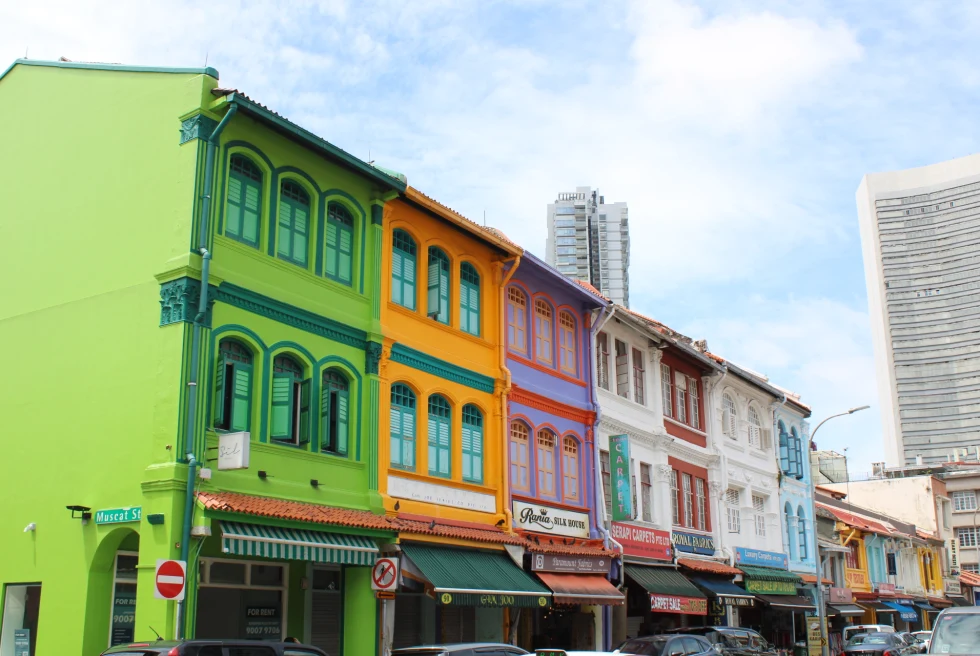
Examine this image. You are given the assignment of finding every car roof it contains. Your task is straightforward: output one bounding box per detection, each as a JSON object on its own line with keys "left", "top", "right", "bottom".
{"left": 394, "top": 645, "right": 526, "bottom": 653}
{"left": 937, "top": 606, "right": 980, "bottom": 614}
{"left": 104, "top": 641, "right": 326, "bottom": 654}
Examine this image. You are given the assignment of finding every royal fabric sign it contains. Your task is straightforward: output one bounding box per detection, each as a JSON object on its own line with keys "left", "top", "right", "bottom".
{"left": 672, "top": 530, "right": 715, "bottom": 555}
{"left": 609, "top": 435, "right": 633, "bottom": 521}
{"left": 650, "top": 594, "right": 708, "bottom": 615}
{"left": 735, "top": 547, "right": 789, "bottom": 569}
{"left": 611, "top": 522, "right": 672, "bottom": 560}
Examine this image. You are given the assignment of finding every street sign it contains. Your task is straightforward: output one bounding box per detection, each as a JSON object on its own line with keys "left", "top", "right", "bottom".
{"left": 371, "top": 557, "right": 398, "bottom": 591}
{"left": 154, "top": 559, "right": 186, "bottom": 601}
{"left": 95, "top": 507, "right": 142, "bottom": 525}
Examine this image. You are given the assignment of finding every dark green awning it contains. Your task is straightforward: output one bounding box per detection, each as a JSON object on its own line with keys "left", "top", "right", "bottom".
{"left": 401, "top": 544, "right": 551, "bottom": 608}
{"left": 625, "top": 565, "right": 706, "bottom": 598}
{"left": 737, "top": 565, "right": 803, "bottom": 584}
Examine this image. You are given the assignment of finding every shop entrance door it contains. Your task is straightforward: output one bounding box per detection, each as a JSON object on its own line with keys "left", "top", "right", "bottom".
{"left": 310, "top": 567, "right": 342, "bottom": 656}
{"left": 109, "top": 552, "right": 139, "bottom": 647}
{"left": 195, "top": 558, "right": 287, "bottom": 641}
{"left": 0, "top": 583, "right": 41, "bottom": 656}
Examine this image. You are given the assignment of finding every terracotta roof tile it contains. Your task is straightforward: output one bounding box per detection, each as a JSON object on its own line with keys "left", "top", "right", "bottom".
{"left": 404, "top": 187, "right": 521, "bottom": 255}
{"left": 396, "top": 517, "right": 525, "bottom": 545}
{"left": 197, "top": 491, "right": 397, "bottom": 532}
{"left": 816, "top": 502, "right": 908, "bottom": 538}
{"left": 677, "top": 558, "right": 742, "bottom": 576}
{"left": 799, "top": 573, "right": 833, "bottom": 585}
{"left": 523, "top": 536, "right": 616, "bottom": 558}
{"left": 960, "top": 571, "right": 980, "bottom": 587}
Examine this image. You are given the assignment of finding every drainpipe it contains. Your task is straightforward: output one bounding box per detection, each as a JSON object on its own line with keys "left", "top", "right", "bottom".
{"left": 498, "top": 255, "right": 521, "bottom": 532}
{"left": 176, "top": 103, "right": 238, "bottom": 640}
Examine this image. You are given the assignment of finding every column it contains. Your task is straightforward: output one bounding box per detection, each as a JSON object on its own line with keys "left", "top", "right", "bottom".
{"left": 650, "top": 348, "right": 665, "bottom": 423}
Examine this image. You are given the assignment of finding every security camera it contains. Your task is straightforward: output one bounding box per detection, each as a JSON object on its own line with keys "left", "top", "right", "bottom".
{"left": 24, "top": 523, "right": 36, "bottom": 533}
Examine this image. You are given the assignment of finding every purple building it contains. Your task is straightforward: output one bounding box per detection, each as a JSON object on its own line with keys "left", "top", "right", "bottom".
{"left": 503, "top": 252, "right": 619, "bottom": 650}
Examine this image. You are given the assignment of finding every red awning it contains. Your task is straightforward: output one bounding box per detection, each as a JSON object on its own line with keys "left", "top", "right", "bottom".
{"left": 535, "top": 572, "right": 625, "bottom": 606}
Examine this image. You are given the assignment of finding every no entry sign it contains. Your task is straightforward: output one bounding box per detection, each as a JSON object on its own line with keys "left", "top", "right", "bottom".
{"left": 371, "top": 557, "right": 398, "bottom": 591}
{"left": 154, "top": 559, "right": 187, "bottom": 601}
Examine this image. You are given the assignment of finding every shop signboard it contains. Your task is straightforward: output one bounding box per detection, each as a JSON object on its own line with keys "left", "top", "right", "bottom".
{"left": 744, "top": 579, "right": 796, "bottom": 595}
{"left": 218, "top": 431, "right": 250, "bottom": 470}
{"left": 531, "top": 553, "right": 611, "bottom": 574}
{"left": 610, "top": 522, "right": 672, "bottom": 561}
{"left": 829, "top": 587, "right": 853, "bottom": 604}
{"left": 650, "top": 593, "right": 708, "bottom": 615}
{"left": 95, "top": 506, "right": 141, "bottom": 525}
{"left": 609, "top": 435, "right": 633, "bottom": 521}
{"left": 672, "top": 530, "right": 715, "bottom": 556}
{"left": 946, "top": 579, "right": 962, "bottom": 595}
{"left": 13, "top": 630, "right": 29, "bottom": 656}
{"left": 244, "top": 606, "right": 281, "bottom": 639}
{"left": 437, "top": 592, "right": 551, "bottom": 608}
{"left": 735, "top": 547, "right": 789, "bottom": 570}
{"left": 806, "top": 613, "right": 826, "bottom": 656}
{"left": 877, "top": 582, "right": 896, "bottom": 595}
{"left": 512, "top": 500, "right": 590, "bottom": 538}
{"left": 389, "top": 476, "right": 496, "bottom": 513}
{"left": 845, "top": 569, "right": 869, "bottom": 589}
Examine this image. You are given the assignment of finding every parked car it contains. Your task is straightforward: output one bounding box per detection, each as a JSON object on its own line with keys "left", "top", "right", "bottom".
{"left": 615, "top": 635, "right": 715, "bottom": 656}
{"left": 393, "top": 644, "right": 529, "bottom": 656}
{"left": 928, "top": 606, "right": 980, "bottom": 655}
{"left": 910, "top": 631, "right": 931, "bottom": 652}
{"left": 842, "top": 626, "right": 896, "bottom": 643}
{"left": 101, "top": 640, "right": 329, "bottom": 656}
{"left": 665, "top": 627, "right": 776, "bottom": 656}
{"left": 842, "top": 632, "right": 912, "bottom": 656}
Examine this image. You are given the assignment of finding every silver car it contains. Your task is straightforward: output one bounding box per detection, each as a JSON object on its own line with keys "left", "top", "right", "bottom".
{"left": 928, "top": 607, "right": 980, "bottom": 655}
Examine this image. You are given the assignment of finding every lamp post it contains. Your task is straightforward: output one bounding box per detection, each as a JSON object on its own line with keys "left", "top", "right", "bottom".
{"left": 807, "top": 405, "right": 869, "bottom": 656}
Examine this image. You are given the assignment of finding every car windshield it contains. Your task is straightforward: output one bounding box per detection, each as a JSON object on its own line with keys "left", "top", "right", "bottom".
{"left": 619, "top": 638, "right": 668, "bottom": 656}
{"left": 931, "top": 614, "right": 980, "bottom": 655}
{"left": 848, "top": 634, "right": 890, "bottom": 645}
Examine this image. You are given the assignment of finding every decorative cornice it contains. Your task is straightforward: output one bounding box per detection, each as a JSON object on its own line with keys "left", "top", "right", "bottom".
{"left": 366, "top": 341, "right": 383, "bottom": 375}
{"left": 509, "top": 385, "right": 595, "bottom": 425}
{"left": 371, "top": 204, "right": 384, "bottom": 226}
{"left": 180, "top": 113, "right": 218, "bottom": 144}
{"left": 390, "top": 343, "right": 495, "bottom": 393}
{"left": 159, "top": 277, "right": 213, "bottom": 327}
{"left": 214, "top": 283, "right": 368, "bottom": 350}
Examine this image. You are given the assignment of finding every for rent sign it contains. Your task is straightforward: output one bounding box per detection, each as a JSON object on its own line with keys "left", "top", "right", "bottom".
{"left": 611, "top": 522, "right": 672, "bottom": 560}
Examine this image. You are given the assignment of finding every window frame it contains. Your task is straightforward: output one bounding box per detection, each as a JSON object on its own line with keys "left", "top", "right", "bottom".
{"left": 614, "top": 339, "right": 630, "bottom": 398}
{"left": 726, "top": 489, "right": 741, "bottom": 534}
{"left": 270, "top": 354, "right": 310, "bottom": 447}
{"left": 597, "top": 332, "right": 610, "bottom": 390}
{"left": 661, "top": 363, "right": 673, "bottom": 418}
{"left": 534, "top": 299, "right": 554, "bottom": 365}
{"left": 559, "top": 311, "right": 577, "bottom": 376}
{"left": 391, "top": 229, "right": 418, "bottom": 310}
{"left": 682, "top": 473, "right": 693, "bottom": 528}
{"left": 797, "top": 506, "right": 808, "bottom": 560}
{"left": 562, "top": 435, "right": 580, "bottom": 502}
{"left": 277, "top": 179, "right": 312, "bottom": 268}
{"left": 390, "top": 383, "right": 417, "bottom": 471}
{"left": 676, "top": 374, "right": 688, "bottom": 424}
{"left": 953, "top": 490, "right": 978, "bottom": 512}
{"left": 641, "top": 463, "right": 653, "bottom": 523}
{"left": 427, "top": 247, "right": 451, "bottom": 324}
{"left": 214, "top": 338, "right": 254, "bottom": 433}
{"left": 601, "top": 450, "right": 612, "bottom": 517}
{"left": 319, "top": 368, "right": 350, "bottom": 457}
{"left": 670, "top": 469, "right": 680, "bottom": 526}
{"left": 460, "top": 263, "right": 481, "bottom": 337}
{"left": 324, "top": 201, "right": 355, "bottom": 286}
{"left": 688, "top": 377, "right": 700, "bottom": 430}
{"left": 958, "top": 526, "right": 979, "bottom": 548}
{"left": 722, "top": 393, "right": 737, "bottom": 440}
{"left": 427, "top": 394, "right": 452, "bottom": 478}
{"left": 537, "top": 429, "right": 557, "bottom": 496}
{"left": 753, "top": 494, "right": 766, "bottom": 538}
{"left": 461, "top": 404, "right": 484, "bottom": 484}
{"left": 510, "top": 421, "right": 531, "bottom": 493}
{"left": 632, "top": 347, "right": 645, "bottom": 404}
{"left": 695, "top": 477, "right": 706, "bottom": 531}
{"left": 507, "top": 287, "right": 528, "bottom": 354}
{"left": 225, "top": 154, "right": 263, "bottom": 248}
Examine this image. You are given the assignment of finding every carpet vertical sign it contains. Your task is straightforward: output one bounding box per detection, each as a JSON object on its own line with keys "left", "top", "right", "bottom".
{"left": 609, "top": 434, "right": 633, "bottom": 521}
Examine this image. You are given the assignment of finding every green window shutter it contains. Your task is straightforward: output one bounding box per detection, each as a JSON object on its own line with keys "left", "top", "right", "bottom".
{"left": 270, "top": 374, "right": 294, "bottom": 441}
{"left": 427, "top": 414, "right": 438, "bottom": 475}
{"left": 230, "top": 364, "right": 252, "bottom": 432}
{"left": 403, "top": 251, "right": 415, "bottom": 310}
{"left": 298, "top": 379, "right": 311, "bottom": 445}
{"left": 325, "top": 220, "right": 338, "bottom": 279}
{"left": 439, "top": 269, "right": 449, "bottom": 322}
{"left": 391, "top": 250, "right": 404, "bottom": 306}
{"left": 320, "top": 385, "right": 332, "bottom": 452}
{"left": 213, "top": 354, "right": 227, "bottom": 428}
{"left": 402, "top": 407, "right": 415, "bottom": 468}
{"left": 242, "top": 182, "right": 261, "bottom": 245}
{"left": 336, "top": 389, "right": 349, "bottom": 455}
{"left": 438, "top": 420, "right": 450, "bottom": 476}
{"left": 462, "top": 406, "right": 483, "bottom": 484}
{"left": 427, "top": 416, "right": 450, "bottom": 477}
{"left": 292, "top": 204, "right": 308, "bottom": 267}
{"left": 338, "top": 224, "right": 353, "bottom": 284}
{"left": 278, "top": 182, "right": 310, "bottom": 267}
{"left": 277, "top": 200, "right": 292, "bottom": 260}
{"left": 390, "top": 404, "right": 402, "bottom": 467}
{"left": 226, "top": 175, "right": 244, "bottom": 240}
{"left": 227, "top": 156, "right": 262, "bottom": 248}
{"left": 460, "top": 279, "right": 480, "bottom": 336}
{"left": 462, "top": 425, "right": 472, "bottom": 481}
{"left": 469, "top": 425, "right": 483, "bottom": 484}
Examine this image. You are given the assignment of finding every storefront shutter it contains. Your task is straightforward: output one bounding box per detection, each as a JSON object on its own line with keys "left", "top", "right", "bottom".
{"left": 440, "top": 606, "right": 475, "bottom": 644}
{"left": 393, "top": 595, "right": 423, "bottom": 649}
{"left": 311, "top": 590, "right": 342, "bottom": 656}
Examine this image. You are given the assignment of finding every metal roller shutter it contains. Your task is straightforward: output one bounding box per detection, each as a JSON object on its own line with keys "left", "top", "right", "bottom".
{"left": 394, "top": 595, "right": 424, "bottom": 649}
{"left": 439, "top": 606, "right": 475, "bottom": 644}
{"left": 311, "top": 591, "right": 342, "bottom": 656}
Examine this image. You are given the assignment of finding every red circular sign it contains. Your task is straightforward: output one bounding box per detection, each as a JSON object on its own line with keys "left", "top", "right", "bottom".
{"left": 372, "top": 558, "right": 397, "bottom": 590}
{"left": 155, "top": 560, "right": 186, "bottom": 599}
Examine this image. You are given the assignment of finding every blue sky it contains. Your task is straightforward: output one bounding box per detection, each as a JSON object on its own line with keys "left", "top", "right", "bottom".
{"left": 6, "top": 0, "right": 980, "bottom": 473}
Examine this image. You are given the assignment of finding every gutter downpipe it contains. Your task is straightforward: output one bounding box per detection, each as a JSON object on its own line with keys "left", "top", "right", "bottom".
{"left": 177, "top": 103, "right": 238, "bottom": 640}
{"left": 590, "top": 304, "right": 617, "bottom": 652}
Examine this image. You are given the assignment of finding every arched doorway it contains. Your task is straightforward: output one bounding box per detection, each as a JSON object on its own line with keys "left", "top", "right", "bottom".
{"left": 82, "top": 527, "right": 140, "bottom": 654}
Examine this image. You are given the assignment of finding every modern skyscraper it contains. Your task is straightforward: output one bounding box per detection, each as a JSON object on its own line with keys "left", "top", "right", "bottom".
{"left": 545, "top": 186, "right": 630, "bottom": 307}
{"left": 857, "top": 153, "right": 980, "bottom": 466}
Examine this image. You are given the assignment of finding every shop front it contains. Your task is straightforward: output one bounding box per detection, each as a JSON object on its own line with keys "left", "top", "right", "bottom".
{"left": 734, "top": 548, "right": 810, "bottom": 651}
{"left": 825, "top": 587, "right": 864, "bottom": 649}
{"left": 679, "top": 558, "right": 754, "bottom": 628}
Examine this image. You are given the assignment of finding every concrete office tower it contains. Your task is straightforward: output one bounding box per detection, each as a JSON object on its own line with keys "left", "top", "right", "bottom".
{"left": 857, "top": 153, "right": 980, "bottom": 466}
{"left": 545, "top": 186, "right": 630, "bottom": 307}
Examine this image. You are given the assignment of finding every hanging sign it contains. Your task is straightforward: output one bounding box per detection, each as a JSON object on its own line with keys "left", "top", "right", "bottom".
{"left": 649, "top": 594, "right": 708, "bottom": 615}
{"left": 218, "top": 432, "right": 250, "bottom": 470}
{"left": 829, "top": 587, "right": 853, "bottom": 603}
{"left": 513, "top": 500, "right": 590, "bottom": 538}
{"left": 672, "top": 530, "right": 715, "bottom": 555}
{"left": 609, "top": 435, "right": 633, "bottom": 521}
{"left": 531, "top": 553, "right": 611, "bottom": 574}
{"left": 611, "top": 522, "right": 672, "bottom": 560}
{"left": 735, "top": 547, "right": 789, "bottom": 569}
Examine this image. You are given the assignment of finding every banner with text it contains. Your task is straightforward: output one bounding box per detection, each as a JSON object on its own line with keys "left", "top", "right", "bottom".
{"left": 611, "top": 522, "right": 672, "bottom": 560}
{"left": 609, "top": 435, "right": 633, "bottom": 521}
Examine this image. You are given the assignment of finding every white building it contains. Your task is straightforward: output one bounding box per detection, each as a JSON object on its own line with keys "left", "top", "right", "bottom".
{"left": 546, "top": 187, "right": 630, "bottom": 307}
{"left": 857, "top": 154, "right": 980, "bottom": 466}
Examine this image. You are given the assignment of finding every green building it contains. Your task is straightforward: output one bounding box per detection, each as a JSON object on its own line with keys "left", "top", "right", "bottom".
{"left": 0, "top": 59, "right": 405, "bottom": 656}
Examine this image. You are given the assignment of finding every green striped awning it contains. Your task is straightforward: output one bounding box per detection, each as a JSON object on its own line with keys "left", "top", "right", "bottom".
{"left": 737, "top": 565, "right": 803, "bottom": 584}
{"left": 625, "top": 565, "right": 706, "bottom": 598}
{"left": 220, "top": 521, "right": 378, "bottom": 566}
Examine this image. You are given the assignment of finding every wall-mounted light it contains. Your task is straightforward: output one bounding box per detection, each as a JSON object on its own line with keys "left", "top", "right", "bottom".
{"left": 66, "top": 505, "right": 92, "bottom": 525}
{"left": 23, "top": 523, "right": 36, "bottom": 533}
{"left": 258, "top": 470, "right": 269, "bottom": 480}
{"left": 310, "top": 479, "right": 320, "bottom": 488}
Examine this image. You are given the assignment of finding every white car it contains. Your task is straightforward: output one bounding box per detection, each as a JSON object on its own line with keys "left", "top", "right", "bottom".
{"left": 911, "top": 631, "right": 932, "bottom": 651}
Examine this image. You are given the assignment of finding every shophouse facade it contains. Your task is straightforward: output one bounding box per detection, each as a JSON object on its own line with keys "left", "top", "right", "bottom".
{"left": 773, "top": 394, "right": 817, "bottom": 579}
{"left": 0, "top": 59, "right": 409, "bottom": 656}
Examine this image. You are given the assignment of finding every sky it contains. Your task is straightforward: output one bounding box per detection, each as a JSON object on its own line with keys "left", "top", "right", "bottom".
{"left": 6, "top": 0, "right": 980, "bottom": 474}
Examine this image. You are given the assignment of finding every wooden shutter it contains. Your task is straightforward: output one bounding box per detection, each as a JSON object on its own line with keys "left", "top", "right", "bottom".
{"left": 438, "top": 420, "right": 450, "bottom": 476}
{"left": 402, "top": 250, "right": 415, "bottom": 310}
{"left": 320, "top": 385, "right": 332, "bottom": 452}
{"left": 390, "top": 402, "right": 403, "bottom": 467}
{"left": 335, "top": 389, "right": 349, "bottom": 455}
{"left": 277, "top": 200, "right": 292, "bottom": 259}
{"left": 213, "top": 355, "right": 227, "bottom": 428}
{"left": 226, "top": 175, "right": 244, "bottom": 239}
{"left": 230, "top": 364, "right": 251, "bottom": 432}
{"left": 338, "top": 224, "right": 353, "bottom": 284}
{"left": 427, "top": 259, "right": 440, "bottom": 316}
{"left": 298, "top": 379, "right": 311, "bottom": 445}
{"left": 325, "top": 221, "right": 338, "bottom": 278}
{"left": 292, "top": 202, "right": 308, "bottom": 266}
{"left": 779, "top": 429, "right": 790, "bottom": 473}
{"left": 242, "top": 180, "right": 260, "bottom": 245}
{"left": 391, "top": 249, "right": 404, "bottom": 306}
{"left": 270, "top": 374, "right": 294, "bottom": 441}
{"left": 438, "top": 267, "right": 449, "bottom": 321}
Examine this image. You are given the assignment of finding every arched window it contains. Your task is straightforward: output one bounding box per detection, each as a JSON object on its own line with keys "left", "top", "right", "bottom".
{"left": 427, "top": 395, "right": 451, "bottom": 477}
{"left": 459, "top": 263, "right": 481, "bottom": 336}
{"left": 226, "top": 155, "right": 262, "bottom": 248}
{"left": 784, "top": 503, "right": 796, "bottom": 560}
{"left": 462, "top": 405, "right": 483, "bottom": 484}
{"left": 537, "top": 429, "right": 556, "bottom": 495}
{"left": 391, "top": 229, "right": 417, "bottom": 310}
{"left": 214, "top": 338, "right": 253, "bottom": 431}
{"left": 325, "top": 202, "right": 354, "bottom": 286}
{"left": 278, "top": 180, "right": 311, "bottom": 267}
{"left": 390, "top": 384, "right": 416, "bottom": 471}
{"left": 271, "top": 354, "right": 309, "bottom": 445}
{"left": 320, "top": 370, "right": 349, "bottom": 456}
{"left": 790, "top": 427, "right": 802, "bottom": 478}
{"left": 723, "top": 393, "right": 737, "bottom": 439}
{"left": 534, "top": 299, "right": 553, "bottom": 365}
{"left": 427, "top": 247, "right": 450, "bottom": 324}
{"left": 747, "top": 405, "right": 762, "bottom": 449}
{"left": 510, "top": 422, "right": 530, "bottom": 492}
{"left": 778, "top": 421, "right": 790, "bottom": 473}
{"left": 559, "top": 311, "right": 576, "bottom": 375}
{"left": 562, "top": 436, "right": 579, "bottom": 502}
{"left": 507, "top": 287, "right": 528, "bottom": 353}
{"left": 797, "top": 506, "right": 808, "bottom": 560}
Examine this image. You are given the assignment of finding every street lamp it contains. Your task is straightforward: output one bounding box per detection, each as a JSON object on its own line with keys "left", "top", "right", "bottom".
{"left": 807, "top": 405, "right": 869, "bottom": 656}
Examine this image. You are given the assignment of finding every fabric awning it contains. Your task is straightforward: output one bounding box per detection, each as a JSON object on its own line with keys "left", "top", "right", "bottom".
{"left": 756, "top": 594, "right": 815, "bottom": 610}
{"left": 947, "top": 595, "right": 970, "bottom": 608}
{"left": 691, "top": 577, "right": 756, "bottom": 600}
{"left": 828, "top": 604, "right": 867, "bottom": 616}
{"left": 882, "top": 601, "right": 918, "bottom": 621}
{"left": 400, "top": 543, "right": 551, "bottom": 607}
{"left": 914, "top": 601, "right": 936, "bottom": 611}
{"left": 626, "top": 565, "right": 706, "bottom": 598}
{"left": 535, "top": 572, "right": 624, "bottom": 606}
{"left": 220, "top": 521, "right": 378, "bottom": 565}
{"left": 860, "top": 601, "right": 894, "bottom": 612}
{"left": 737, "top": 565, "right": 803, "bottom": 584}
